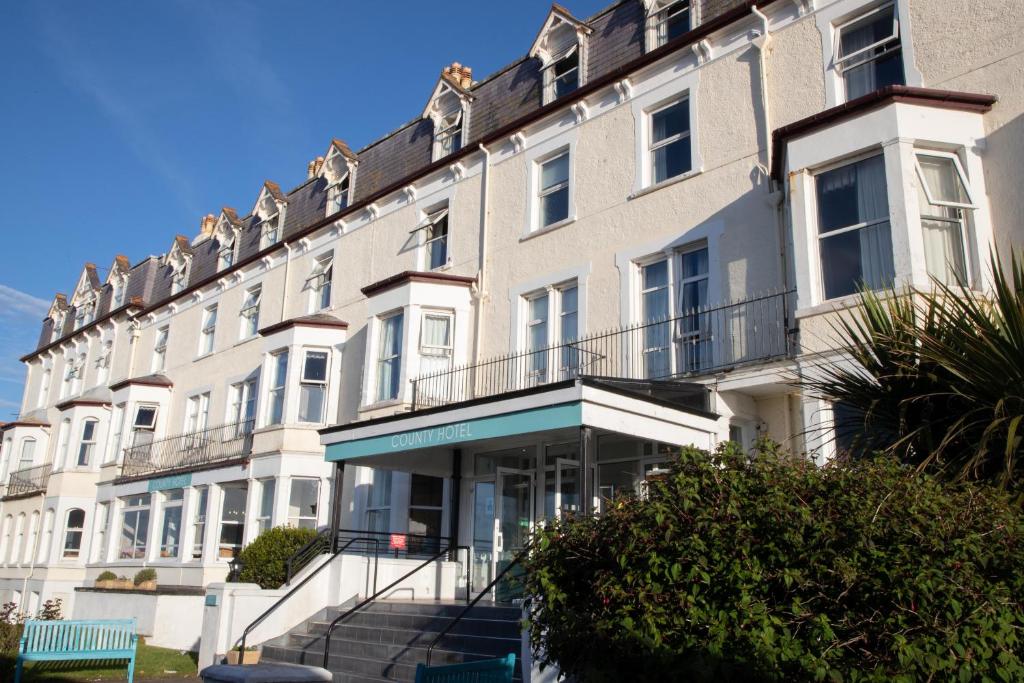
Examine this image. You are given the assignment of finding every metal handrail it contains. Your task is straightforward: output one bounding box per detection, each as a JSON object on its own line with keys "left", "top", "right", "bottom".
{"left": 284, "top": 530, "right": 332, "bottom": 584}
{"left": 424, "top": 541, "right": 534, "bottom": 666}
{"left": 322, "top": 543, "right": 471, "bottom": 668}
{"left": 236, "top": 535, "right": 380, "bottom": 657}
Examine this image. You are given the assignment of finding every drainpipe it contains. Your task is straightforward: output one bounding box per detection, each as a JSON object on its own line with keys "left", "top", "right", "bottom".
{"left": 473, "top": 143, "right": 493, "bottom": 365}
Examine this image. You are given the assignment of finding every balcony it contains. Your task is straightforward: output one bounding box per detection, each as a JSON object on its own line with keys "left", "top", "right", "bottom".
{"left": 117, "top": 419, "right": 256, "bottom": 482}
{"left": 5, "top": 464, "right": 52, "bottom": 498}
{"left": 411, "top": 290, "right": 796, "bottom": 411}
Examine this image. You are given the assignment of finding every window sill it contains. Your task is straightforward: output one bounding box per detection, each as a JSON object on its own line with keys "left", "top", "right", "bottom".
{"left": 359, "top": 398, "right": 406, "bottom": 413}
{"left": 628, "top": 168, "right": 702, "bottom": 201}
{"left": 520, "top": 216, "right": 577, "bottom": 243}
{"left": 194, "top": 351, "right": 214, "bottom": 361}
{"left": 233, "top": 336, "right": 258, "bottom": 349}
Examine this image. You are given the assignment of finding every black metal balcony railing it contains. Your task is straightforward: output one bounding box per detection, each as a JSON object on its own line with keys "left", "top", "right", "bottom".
{"left": 411, "top": 290, "right": 796, "bottom": 411}
{"left": 6, "top": 464, "right": 52, "bottom": 497}
{"left": 119, "top": 419, "right": 256, "bottom": 480}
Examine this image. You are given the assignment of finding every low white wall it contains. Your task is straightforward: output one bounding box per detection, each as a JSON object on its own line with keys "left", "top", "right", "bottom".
{"left": 72, "top": 589, "right": 206, "bottom": 651}
{"left": 197, "top": 553, "right": 465, "bottom": 669}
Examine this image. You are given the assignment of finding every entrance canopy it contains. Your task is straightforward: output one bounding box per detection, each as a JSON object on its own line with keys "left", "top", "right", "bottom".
{"left": 320, "top": 378, "right": 719, "bottom": 464}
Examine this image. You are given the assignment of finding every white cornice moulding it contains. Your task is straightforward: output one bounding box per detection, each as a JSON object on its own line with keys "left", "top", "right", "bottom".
{"left": 692, "top": 39, "right": 712, "bottom": 65}
{"left": 330, "top": 220, "right": 345, "bottom": 238}
{"left": 509, "top": 132, "right": 526, "bottom": 154}
{"left": 791, "top": 0, "right": 813, "bottom": 16}
{"left": 614, "top": 78, "right": 633, "bottom": 104}
{"left": 402, "top": 185, "right": 417, "bottom": 203}
{"left": 571, "top": 101, "right": 589, "bottom": 124}
{"left": 448, "top": 162, "right": 466, "bottom": 182}
{"left": 365, "top": 203, "right": 380, "bottom": 221}
{"left": 260, "top": 255, "right": 274, "bottom": 271}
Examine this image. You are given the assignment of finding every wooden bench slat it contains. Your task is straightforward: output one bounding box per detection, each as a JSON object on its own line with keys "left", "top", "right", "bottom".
{"left": 16, "top": 619, "right": 137, "bottom": 683}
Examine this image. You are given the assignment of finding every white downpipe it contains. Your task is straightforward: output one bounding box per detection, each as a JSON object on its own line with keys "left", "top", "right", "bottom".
{"left": 473, "top": 143, "right": 493, "bottom": 366}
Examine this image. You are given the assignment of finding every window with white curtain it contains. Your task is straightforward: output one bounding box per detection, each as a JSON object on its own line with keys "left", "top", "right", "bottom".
{"left": 230, "top": 378, "right": 258, "bottom": 436}
{"left": 185, "top": 392, "right": 211, "bottom": 434}
{"left": 366, "top": 469, "right": 392, "bottom": 534}
{"left": 815, "top": 154, "right": 894, "bottom": 300}
{"left": 419, "top": 313, "right": 454, "bottom": 377}
{"left": 17, "top": 438, "right": 36, "bottom": 471}
{"left": 648, "top": 0, "right": 690, "bottom": 49}
{"left": 199, "top": 305, "right": 217, "bottom": 356}
{"left": 915, "top": 153, "right": 975, "bottom": 286}
{"left": 298, "top": 351, "right": 329, "bottom": 423}
{"left": 526, "top": 293, "right": 550, "bottom": 384}
{"left": 153, "top": 326, "right": 169, "bottom": 372}
{"left": 288, "top": 478, "right": 320, "bottom": 529}
{"left": 77, "top": 419, "right": 98, "bottom": 467}
{"left": 557, "top": 284, "right": 579, "bottom": 379}
{"left": 834, "top": 3, "right": 904, "bottom": 101}
{"left": 38, "top": 368, "right": 50, "bottom": 408}
{"left": 376, "top": 313, "right": 404, "bottom": 402}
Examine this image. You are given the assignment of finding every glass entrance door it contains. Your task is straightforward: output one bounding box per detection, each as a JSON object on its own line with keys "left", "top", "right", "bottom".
{"left": 554, "top": 458, "right": 580, "bottom": 518}
{"left": 494, "top": 468, "right": 534, "bottom": 602}
{"left": 472, "top": 481, "right": 495, "bottom": 591}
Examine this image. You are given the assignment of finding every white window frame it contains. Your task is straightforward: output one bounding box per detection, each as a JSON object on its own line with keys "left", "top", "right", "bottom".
{"left": 229, "top": 378, "right": 258, "bottom": 435}
{"left": 119, "top": 494, "right": 151, "bottom": 560}
{"left": 327, "top": 174, "right": 350, "bottom": 215}
{"left": 833, "top": 3, "right": 900, "bottom": 74}
{"left": 914, "top": 150, "right": 976, "bottom": 210}
{"left": 375, "top": 312, "right": 404, "bottom": 403}
{"left": 153, "top": 326, "right": 169, "bottom": 372}
{"left": 413, "top": 206, "right": 450, "bottom": 270}
{"left": 133, "top": 404, "right": 159, "bottom": 430}
{"left": 239, "top": 286, "right": 262, "bottom": 340}
{"left": 267, "top": 350, "right": 289, "bottom": 426}
{"left": 199, "top": 304, "right": 218, "bottom": 356}
{"left": 365, "top": 469, "right": 392, "bottom": 534}
{"left": 37, "top": 368, "right": 50, "bottom": 408}
{"left": 536, "top": 149, "right": 572, "bottom": 230}
{"left": 256, "top": 478, "right": 275, "bottom": 534}
{"left": 217, "top": 237, "right": 235, "bottom": 270}
{"left": 306, "top": 253, "right": 334, "bottom": 313}
{"left": 62, "top": 508, "right": 86, "bottom": 559}
{"left": 171, "top": 264, "right": 188, "bottom": 295}
{"left": 185, "top": 391, "right": 211, "bottom": 435}
{"left": 419, "top": 311, "right": 454, "bottom": 373}
{"left": 158, "top": 489, "right": 184, "bottom": 559}
{"left": 259, "top": 214, "right": 281, "bottom": 249}
{"left": 648, "top": 97, "right": 692, "bottom": 186}
{"left": 287, "top": 478, "right": 320, "bottom": 529}
{"left": 191, "top": 486, "right": 209, "bottom": 561}
{"left": 433, "top": 110, "right": 464, "bottom": 160}
{"left": 217, "top": 482, "right": 248, "bottom": 560}
{"left": 77, "top": 418, "right": 99, "bottom": 468}
{"left": 647, "top": 0, "right": 691, "bottom": 50}
{"left": 298, "top": 350, "right": 330, "bottom": 424}
{"left": 542, "top": 44, "right": 580, "bottom": 104}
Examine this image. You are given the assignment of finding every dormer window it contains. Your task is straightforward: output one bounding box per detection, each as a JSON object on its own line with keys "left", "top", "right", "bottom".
{"left": 50, "top": 311, "right": 65, "bottom": 343}
{"left": 531, "top": 8, "right": 591, "bottom": 105}
{"left": 171, "top": 264, "right": 188, "bottom": 294}
{"left": 425, "top": 66, "right": 472, "bottom": 162}
{"left": 112, "top": 278, "right": 126, "bottom": 308}
{"left": 260, "top": 214, "right": 280, "bottom": 249}
{"left": 218, "top": 238, "right": 235, "bottom": 270}
{"left": 213, "top": 210, "right": 241, "bottom": 271}
{"left": 646, "top": 0, "right": 691, "bottom": 50}
{"left": 327, "top": 174, "right": 350, "bottom": 214}
{"left": 74, "top": 300, "right": 94, "bottom": 329}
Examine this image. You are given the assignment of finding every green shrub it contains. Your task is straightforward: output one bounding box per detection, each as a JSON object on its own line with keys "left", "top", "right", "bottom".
{"left": 0, "top": 622, "right": 22, "bottom": 654}
{"left": 524, "top": 442, "right": 1024, "bottom": 682}
{"left": 134, "top": 568, "right": 157, "bottom": 585}
{"left": 97, "top": 570, "right": 117, "bottom": 581}
{"left": 236, "top": 526, "right": 318, "bottom": 589}
{"left": 36, "top": 598, "right": 62, "bottom": 621}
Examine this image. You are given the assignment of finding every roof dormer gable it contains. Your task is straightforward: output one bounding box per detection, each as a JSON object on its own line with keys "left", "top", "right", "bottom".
{"left": 47, "top": 294, "right": 68, "bottom": 321}
{"left": 104, "top": 255, "right": 130, "bottom": 285}
{"left": 529, "top": 4, "right": 592, "bottom": 63}
{"left": 70, "top": 263, "right": 101, "bottom": 307}
{"left": 213, "top": 207, "right": 242, "bottom": 245}
{"left": 252, "top": 180, "right": 287, "bottom": 222}
{"left": 163, "top": 235, "right": 193, "bottom": 271}
{"left": 425, "top": 64, "right": 475, "bottom": 161}
{"left": 319, "top": 140, "right": 358, "bottom": 186}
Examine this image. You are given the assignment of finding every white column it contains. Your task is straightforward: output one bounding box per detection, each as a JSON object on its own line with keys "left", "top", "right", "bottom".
{"left": 274, "top": 475, "right": 291, "bottom": 529}
{"left": 788, "top": 169, "right": 817, "bottom": 310}
{"left": 317, "top": 475, "right": 332, "bottom": 529}
{"left": 180, "top": 487, "right": 197, "bottom": 564}
{"left": 206, "top": 484, "right": 224, "bottom": 564}
{"left": 145, "top": 490, "right": 163, "bottom": 562}
{"left": 241, "top": 478, "right": 260, "bottom": 547}
{"left": 884, "top": 138, "right": 929, "bottom": 289}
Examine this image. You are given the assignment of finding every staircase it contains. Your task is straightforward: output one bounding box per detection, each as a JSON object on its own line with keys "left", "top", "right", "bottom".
{"left": 260, "top": 600, "right": 524, "bottom": 683}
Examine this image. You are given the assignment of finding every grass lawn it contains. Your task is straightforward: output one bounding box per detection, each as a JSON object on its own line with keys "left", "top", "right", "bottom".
{"left": 0, "top": 642, "right": 198, "bottom": 681}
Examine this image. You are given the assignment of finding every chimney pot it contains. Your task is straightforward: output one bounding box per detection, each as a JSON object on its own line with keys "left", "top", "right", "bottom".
{"left": 444, "top": 62, "right": 473, "bottom": 89}
{"left": 200, "top": 213, "right": 217, "bottom": 236}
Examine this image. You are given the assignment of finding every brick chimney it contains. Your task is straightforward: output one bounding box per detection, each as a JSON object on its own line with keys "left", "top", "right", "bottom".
{"left": 444, "top": 62, "right": 473, "bottom": 89}
{"left": 307, "top": 156, "right": 325, "bottom": 179}
{"left": 199, "top": 213, "right": 217, "bottom": 237}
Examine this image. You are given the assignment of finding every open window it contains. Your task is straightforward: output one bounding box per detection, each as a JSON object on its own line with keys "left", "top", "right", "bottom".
{"left": 319, "top": 139, "right": 358, "bottom": 217}
{"left": 915, "top": 151, "right": 976, "bottom": 285}
{"left": 239, "top": 286, "right": 262, "bottom": 339}
{"left": 134, "top": 405, "right": 159, "bottom": 430}
{"left": 213, "top": 209, "right": 242, "bottom": 271}
{"left": 834, "top": 3, "right": 904, "bottom": 101}
{"left": 306, "top": 253, "right": 334, "bottom": 313}
{"left": 412, "top": 206, "right": 450, "bottom": 270}
{"left": 645, "top": 0, "right": 691, "bottom": 50}
{"left": 253, "top": 181, "right": 287, "bottom": 249}
{"left": 530, "top": 6, "right": 591, "bottom": 105}
{"left": 425, "top": 66, "right": 472, "bottom": 161}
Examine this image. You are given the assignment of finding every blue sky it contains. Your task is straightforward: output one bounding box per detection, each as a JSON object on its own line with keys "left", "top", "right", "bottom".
{"left": 0, "top": 0, "right": 610, "bottom": 418}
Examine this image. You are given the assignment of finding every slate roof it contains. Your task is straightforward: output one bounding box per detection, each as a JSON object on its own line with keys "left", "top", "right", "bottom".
{"left": 31, "top": 0, "right": 755, "bottom": 355}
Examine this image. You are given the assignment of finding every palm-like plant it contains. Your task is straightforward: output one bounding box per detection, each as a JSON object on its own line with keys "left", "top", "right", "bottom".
{"left": 800, "top": 251, "right": 1024, "bottom": 486}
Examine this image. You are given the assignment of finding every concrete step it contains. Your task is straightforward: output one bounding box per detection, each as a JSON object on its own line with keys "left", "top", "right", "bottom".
{"left": 327, "top": 600, "right": 522, "bottom": 621}
{"left": 304, "top": 613, "right": 521, "bottom": 640}
{"left": 282, "top": 630, "right": 519, "bottom": 660}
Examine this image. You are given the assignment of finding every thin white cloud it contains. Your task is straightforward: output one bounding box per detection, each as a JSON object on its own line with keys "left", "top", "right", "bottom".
{"left": 33, "top": 6, "right": 202, "bottom": 216}
{"left": 0, "top": 284, "right": 49, "bottom": 320}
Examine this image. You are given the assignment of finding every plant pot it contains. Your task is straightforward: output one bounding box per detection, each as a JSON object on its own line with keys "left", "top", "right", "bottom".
{"left": 113, "top": 579, "right": 134, "bottom": 590}
{"left": 95, "top": 579, "right": 115, "bottom": 589}
{"left": 135, "top": 580, "right": 157, "bottom": 591}
{"left": 226, "top": 649, "right": 261, "bottom": 665}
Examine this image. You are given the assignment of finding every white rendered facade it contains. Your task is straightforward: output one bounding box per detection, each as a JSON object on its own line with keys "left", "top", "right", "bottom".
{"left": 1, "top": 0, "right": 1021, "bottom": 650}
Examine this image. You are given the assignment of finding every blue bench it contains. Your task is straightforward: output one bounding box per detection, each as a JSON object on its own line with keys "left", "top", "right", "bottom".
{"left": 15, "top": 618, "right": 138, "bottom": 683}
{"left": 414, "top": 653, "right": 516, "bottom": 683}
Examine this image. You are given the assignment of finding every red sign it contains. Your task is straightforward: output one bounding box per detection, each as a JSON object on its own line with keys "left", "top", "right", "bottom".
{"left": 389, "top": 534, "right": 407, "bottom": 551}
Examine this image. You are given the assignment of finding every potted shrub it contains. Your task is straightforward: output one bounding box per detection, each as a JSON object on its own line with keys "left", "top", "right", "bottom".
{"left": 133, "top": 568, "right": 157, "bottom": 591}
{"left": 95, "top": 571, "right": 117, "bottom": 589}
{"left": 113, "top": 575, "right": 134, "bottom": 590}
{"left": 226, "top": 644, "right": 260, "bottom": 665}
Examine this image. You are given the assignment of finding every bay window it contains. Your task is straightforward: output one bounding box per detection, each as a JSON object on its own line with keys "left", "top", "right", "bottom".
{"left": 376, "top": 313, "right": 404, "bottom": 402}
{"left": 816, "top": 154, "right": 894, "bottom": 299}
{"left": 159, "top": 489, "right": 183, "bottom": 558}
{"left": 835, "top": 3, "right": 904, "bottom": 101}
{"left": 915, "top": 152, "right": 975, "bottom": 286}
{"left": 119, "top": 494, "right": 150, "bottom": 559}
{"left": 218, "top": 483, "right": 248, "bottom": 559}
{"left": 298, "top": 351, "right": 329, "bottom": 424}
{"left": 288, "top": 478, "right": 320, "bottom": 529}
{"left": 256, "top": 479, "right": 275, "bottom": 534}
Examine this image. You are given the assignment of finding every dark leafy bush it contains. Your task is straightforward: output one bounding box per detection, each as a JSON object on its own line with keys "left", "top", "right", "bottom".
{"left": 524, "top": 442, "right": 1024, "bottom": 682}
{"left": 96, "top": 570, "right": 117, "bottom": 581}
{"left": 236, "top": 526, "right": 318, "bottom": 589}
{"left": 134, "top": 568, "right": 157, "bottom": 585}
{"left": 36, "top": 598, "right": 62, "bottom": 620}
